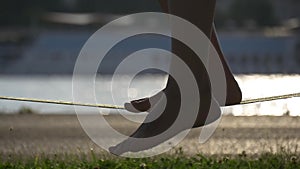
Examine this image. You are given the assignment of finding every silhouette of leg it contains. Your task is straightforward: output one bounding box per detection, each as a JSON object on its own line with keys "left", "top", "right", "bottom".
{"left": 124, "top": 1, "right": 242, "bottom": 113}
{"left": 211, "top": 25, "right": 242, "bottom": 105}
{"left": 110, "top": 0, "right": 219, "bottom": 155}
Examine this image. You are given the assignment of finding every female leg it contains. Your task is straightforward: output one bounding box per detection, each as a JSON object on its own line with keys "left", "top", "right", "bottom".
{"left": 109, "top": 0, "right": 240, "bottom": 155}
{"left": 125, "top": 0, "right": 242, "bottom": 113}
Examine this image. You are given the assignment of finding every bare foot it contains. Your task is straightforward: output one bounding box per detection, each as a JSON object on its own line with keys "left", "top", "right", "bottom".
{"left": 110, "top": 88, "right": 221, "bottom": 155}
{"left": 125, "top": 76, "right": 241, "bottom": 113}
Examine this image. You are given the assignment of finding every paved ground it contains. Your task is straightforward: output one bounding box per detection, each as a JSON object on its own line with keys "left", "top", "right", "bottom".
{"left": 0, "top": 114, "right": 299, "bottom": 157}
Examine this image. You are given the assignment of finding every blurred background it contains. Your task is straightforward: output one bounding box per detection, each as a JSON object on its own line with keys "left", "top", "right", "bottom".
{"left": 0, "top": 0, "right": 300, "bottom": 115}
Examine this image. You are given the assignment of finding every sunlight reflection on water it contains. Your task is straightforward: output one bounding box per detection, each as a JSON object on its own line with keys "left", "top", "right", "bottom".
{"left": 0, "top": 74, "right": 299, "bottom": 116}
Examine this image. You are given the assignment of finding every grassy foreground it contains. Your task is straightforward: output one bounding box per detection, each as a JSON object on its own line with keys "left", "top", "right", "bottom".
{"left": 1, "top": 150, "right": 299, "bottom": 169}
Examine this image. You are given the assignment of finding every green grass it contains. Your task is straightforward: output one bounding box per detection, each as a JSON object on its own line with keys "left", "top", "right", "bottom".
{"left": 1, "top": 150, "right": 299, "bottom": 169}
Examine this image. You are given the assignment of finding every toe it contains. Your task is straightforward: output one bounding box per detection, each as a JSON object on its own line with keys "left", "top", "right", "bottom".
{"left": 124, "top": 98, "right": 151, "bottom": 112}
{"left": 109, "top": 144, "right": 127, "bottom": 156}
{"left": 124, "top": 102, "right": 141, "bottom": 113}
